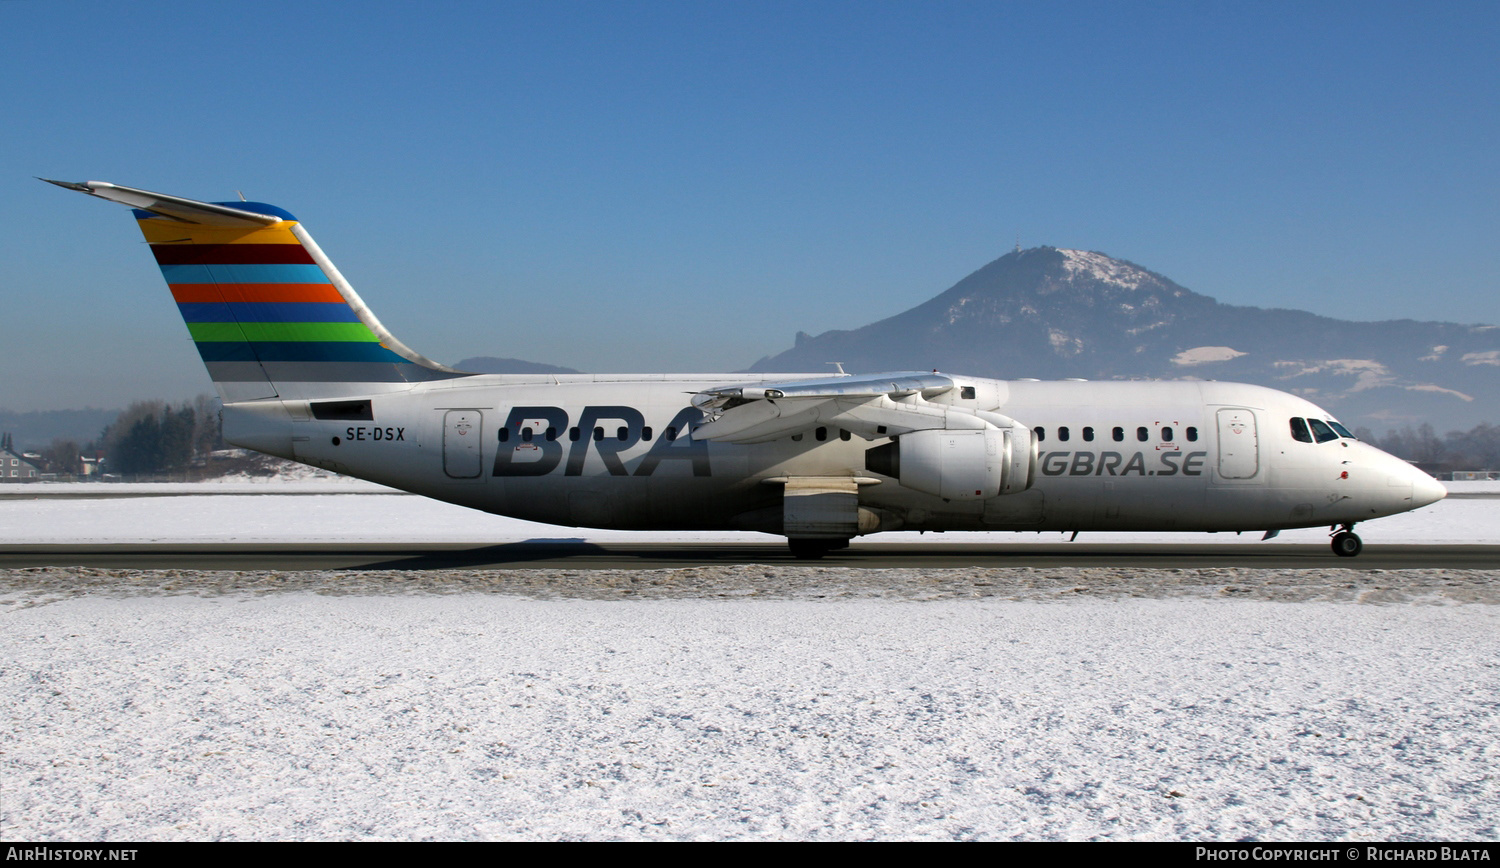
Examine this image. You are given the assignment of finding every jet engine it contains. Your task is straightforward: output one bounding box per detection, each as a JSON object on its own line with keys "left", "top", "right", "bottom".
{"left": 865, "top": 423, "right": 1035, "bottom": 501}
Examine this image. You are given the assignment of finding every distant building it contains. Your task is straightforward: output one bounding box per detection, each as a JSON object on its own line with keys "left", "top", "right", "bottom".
{"left": 1451, "top": 470, "right": 1499, "bottom": 481}
{"left": 0, "top": 433, "right": 42, "bottom": 482}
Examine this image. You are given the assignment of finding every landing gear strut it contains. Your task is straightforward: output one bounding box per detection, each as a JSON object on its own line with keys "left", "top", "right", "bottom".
{"left": 1330, "top": 524, "right": 1363, "bottom": 558}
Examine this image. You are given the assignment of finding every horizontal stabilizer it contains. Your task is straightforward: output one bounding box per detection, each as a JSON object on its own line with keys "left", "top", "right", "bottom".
{"left": 40, "top": 179, "right": 283, "bottom": 227}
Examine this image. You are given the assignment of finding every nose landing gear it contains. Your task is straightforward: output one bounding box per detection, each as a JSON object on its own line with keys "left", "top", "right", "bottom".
{"left": 1330, "top": 524, "right": 1363, "bottom": 557}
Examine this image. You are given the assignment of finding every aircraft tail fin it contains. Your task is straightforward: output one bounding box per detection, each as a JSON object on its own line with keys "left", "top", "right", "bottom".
{"left": 43, "top": 179, "right": 468, "bottom": 402}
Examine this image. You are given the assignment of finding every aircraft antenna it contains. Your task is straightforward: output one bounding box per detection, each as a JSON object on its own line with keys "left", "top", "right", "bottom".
{"left": 828, "top": 362, "right": 847, "bottom": 376}
{"left": 236, "top": 190, "right": 247, "bottom": 202}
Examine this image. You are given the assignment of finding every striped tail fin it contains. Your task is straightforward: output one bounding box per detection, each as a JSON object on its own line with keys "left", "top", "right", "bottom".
{"left": 44, "top": 180, "right": 468, "bottom": 403}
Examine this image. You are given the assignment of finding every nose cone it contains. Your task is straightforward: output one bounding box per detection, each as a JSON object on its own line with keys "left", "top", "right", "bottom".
{"left": 1358, "top": 444, "right": 1448, "bottom": 518}
{"left": 1410, "top": 469, "right": 1448, "bottom": 509}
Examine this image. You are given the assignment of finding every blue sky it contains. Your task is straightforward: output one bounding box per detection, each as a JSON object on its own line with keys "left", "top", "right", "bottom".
{"left": 3, "top": 0, "right": 1497, "bottom": 411}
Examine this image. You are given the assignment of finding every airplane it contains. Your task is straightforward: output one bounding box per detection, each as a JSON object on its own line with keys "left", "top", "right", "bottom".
{"left": 45, "top": 179, "right": 1448, "bottom": 559}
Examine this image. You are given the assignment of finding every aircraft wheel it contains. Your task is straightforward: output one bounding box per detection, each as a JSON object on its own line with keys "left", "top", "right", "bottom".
{"left": 788, "top": 539, "right": 832, "bottom": 560}
{"left": 1331, "top": 531, "right": 1363, "bottom": 558}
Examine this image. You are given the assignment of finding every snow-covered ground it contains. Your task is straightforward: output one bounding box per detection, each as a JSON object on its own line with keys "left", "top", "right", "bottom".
{"left": 4, "top": 593, "right": 1496, "bottom": 841}
{"left": 2, "top": 481, "right": 1497, "bottom": 841}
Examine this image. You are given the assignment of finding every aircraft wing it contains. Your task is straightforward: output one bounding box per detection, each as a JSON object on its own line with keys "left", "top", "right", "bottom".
{"left": 691, "top": 371, "right": 1013, "bottom": 443}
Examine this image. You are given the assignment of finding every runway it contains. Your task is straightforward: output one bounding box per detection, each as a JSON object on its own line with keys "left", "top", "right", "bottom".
{"left": 3, "top": 540, "right": 1497, "bottom": 570}
{"left": 6, "top": 481, "right": 1493, "bottom": 572}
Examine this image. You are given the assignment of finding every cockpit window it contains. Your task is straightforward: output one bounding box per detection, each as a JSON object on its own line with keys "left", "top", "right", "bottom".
{"left": 1290, "top": 417, "right": 1313, "bottom": 443}
{"left": 1328, "top": 420, "right": 1355, "bottom": 439}
{"left": 1307, "top": 418, "right": 1339, "bottom": 443}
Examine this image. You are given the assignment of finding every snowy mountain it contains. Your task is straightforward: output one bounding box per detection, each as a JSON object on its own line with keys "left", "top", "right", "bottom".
{"left": 747, "top": 247, "right": 1499, "bottom": 431}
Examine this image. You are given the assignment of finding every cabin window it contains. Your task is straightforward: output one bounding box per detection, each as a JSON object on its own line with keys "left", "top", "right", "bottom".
{"left": 616, "top": 426, "right": 629, "bottom": 441}
{"left": 1308, "top": 418, "right": 1339, "bottom": 443}
{"left": 545, "top": 427, "right": 557, "bottom": 442}
{"left": 1034, "top": 426, "right": 1045, "bottom": 442}
{"left": 521, "top": 428, "right": 533, "bottom": 442}
{"left": 1058, "top": 426, "right": 1070, "bottom": 442}
{"left": 1186, "top": 426, "right": 1198, "bottom": 442}
{"left": 642, "top": 426, "right": 653, "bottom": 442}
{"left": 497, "top": 428, "right": 510, "bottom": 443}
{"left": 791, "top": 433, "right": 803, "bottom": 441}
{"left": 1083, "top": 427, "right": 1094, "bottom": 442}
{"left": 1112, "top": 427, "right": 1124, "bottom": 442}
{"left": 815, "top": 427, "right": 828, "bottom": 442}
{"left": 1290, "top": 417, "right": 1313, "bottom": 443}
{"left": 840, "top": 429, "right": 852, "bottom": 441}
{"left": 665, "top": 426, "right": 677, "bottom": 441}
{"left": 569, "top": 427, "right": 580, "bottom": 442}
{"left": 1137, "top": 426, "right": 1149, "bottom": 442}
{"left": 1161, "top": 427, "right": 1173, "bottom": 442}
{"left": 593, "top": 427, "right": 604, "bottom": 442}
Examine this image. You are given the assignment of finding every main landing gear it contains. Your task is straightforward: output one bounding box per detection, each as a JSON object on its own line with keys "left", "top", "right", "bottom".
{"left": 1330, "top": 524, "right": 1363, "bottom": 558}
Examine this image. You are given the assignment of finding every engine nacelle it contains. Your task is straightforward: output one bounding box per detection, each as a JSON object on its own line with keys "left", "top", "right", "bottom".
{"left": 865, "top": 424, "right": 1035, "bottom": 501}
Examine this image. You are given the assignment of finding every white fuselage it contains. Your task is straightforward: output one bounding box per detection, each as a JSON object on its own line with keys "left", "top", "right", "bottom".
{"left": 222, "top": 374, "right": 1445, "bottom": 537}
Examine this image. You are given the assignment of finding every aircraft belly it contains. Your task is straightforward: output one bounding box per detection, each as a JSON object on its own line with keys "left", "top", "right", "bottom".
{"left": 488, "top": 474, "right": 761, "bottom": 530}
{"left": 1021, "top": 476, "right": 1209, "bottom": 531}
{"left": 981, "top": 488, "right": 1046, "bottom": 526}
{"left": 1202, "top": 483, "right": 1364, "bottom": 531}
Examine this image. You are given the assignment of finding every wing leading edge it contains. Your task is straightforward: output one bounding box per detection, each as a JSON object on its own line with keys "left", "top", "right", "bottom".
{"left": 691, "top": 372, "right": 958, "bottom": 444}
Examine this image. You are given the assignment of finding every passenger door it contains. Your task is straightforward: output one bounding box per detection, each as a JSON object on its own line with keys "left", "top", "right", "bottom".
{"left": 1215, "top": 407, "right": 1259, "bottom": 480}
